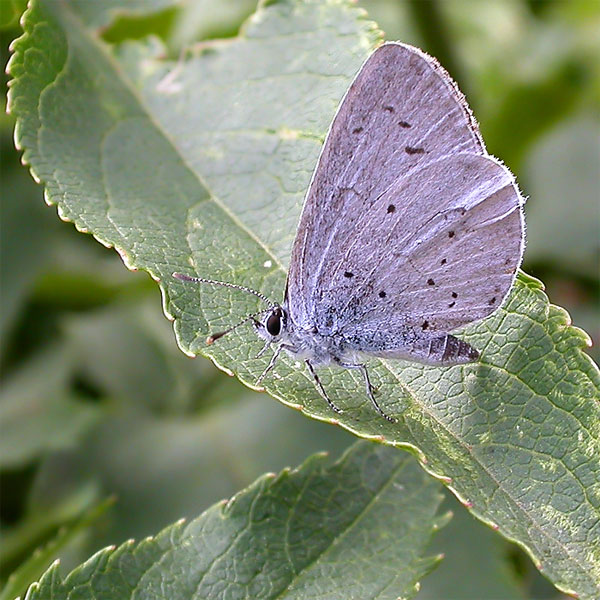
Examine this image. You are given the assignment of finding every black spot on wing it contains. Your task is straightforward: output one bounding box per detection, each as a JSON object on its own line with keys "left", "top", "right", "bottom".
{"left": 440, "top": 258, "right": 447, "bottom": 265}
{"left": 427, "top": 278, "right": 435, "bottom": 286}
{"left": 398, "top": 120, "right": 411, "bottom": 128}
{"left": 352, "top": 126, "right": 363, "bottom": 134}
{"left": 448, "top": 301, "right": 456, "bottom": 308}
{"left": 448, "top": 230, "right": 455, "bottom": 238}
{"left": 421, "top": 320, "right": 429, "bottom": 330}
{"left": 451, "top": 292, "right": 458, "bottom": 298}
{"left": 405, "top": 146, "right": 426, "bottom": 155}
{"left": 387, "top": 204, "right": 396, "bottom": 213}
{"left": 379, "top": 290, "right": 386, "bottom": 298}
{"left": 488, "top": 296, "right": 497, "bottom": 305}
{"left": 344, "top": 271, "right": 354, "bottom": 278}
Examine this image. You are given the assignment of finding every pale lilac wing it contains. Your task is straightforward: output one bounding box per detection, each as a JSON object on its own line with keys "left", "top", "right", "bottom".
{"left": 285, "top": 42, "right": 487, "bottom": 327}
{"left": 325, "top": 152, "right": 524, "bottom": 341}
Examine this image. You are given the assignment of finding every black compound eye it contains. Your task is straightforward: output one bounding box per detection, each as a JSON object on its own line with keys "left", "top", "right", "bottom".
{"left": 266, "top": 309, "right": 282, "bottom": 336}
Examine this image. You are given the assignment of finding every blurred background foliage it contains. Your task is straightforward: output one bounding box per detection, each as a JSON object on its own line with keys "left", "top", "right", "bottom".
{"left": 1, "top": 1, "right": 598, "bottom": 598}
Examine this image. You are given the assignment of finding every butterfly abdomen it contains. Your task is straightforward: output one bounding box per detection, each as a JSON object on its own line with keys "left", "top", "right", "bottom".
{"left": 428, "top": 334, "right": 479, "bottom": 365}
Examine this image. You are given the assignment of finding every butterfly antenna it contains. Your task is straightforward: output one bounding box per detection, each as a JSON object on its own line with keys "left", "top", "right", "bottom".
{"left": 172, "top": 272, "right": 274, "bottom": 345}
{"left": 205, "top": 311, "right": 266, "bottom": 345}
{"left": 173, "top": 272, "right": 276, "bottom": 308}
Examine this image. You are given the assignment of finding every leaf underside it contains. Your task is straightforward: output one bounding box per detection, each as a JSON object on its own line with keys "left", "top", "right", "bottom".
{"left": 7, "top": 0, "right": 600, "bottom": 597}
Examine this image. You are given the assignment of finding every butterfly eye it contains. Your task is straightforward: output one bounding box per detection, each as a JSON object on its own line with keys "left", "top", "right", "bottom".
{"left": 266, "top": 308, "right": 283, "bottom": 336}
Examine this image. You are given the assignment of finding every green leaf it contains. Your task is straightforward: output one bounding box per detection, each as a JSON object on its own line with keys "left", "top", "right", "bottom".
{"left": 62, "top": 0, "right": 180, "bottom": 30}
{"left": 29, "top": 393, "right": 355, "bottom": 551}
{"left": 23, "top": 442, "right": 446, "bottom": 600}
{"left": 168, "top": 0, "right": 258, "bottom": 48}
{"left": 7, "top": 0, "right": 600, "bottom": 597}
{"left": 524, "top": 114, "right": 600, "bottom": 277}
{"left": 0, "top": 134, "right": 53, "bottom": 348}
{"left": 0, "top": 497, "right": 113, "bottom": 600}
{"left": 62, "top": 300, "right": 207, "bottom": 413}
{"left": 0, "top": 479, "right": 100, "bottom": 581}
{"left": 419, "top": 492, "right": 524, "bottom": 600}
{"left": 0, "top": 345, "right": 101, "bottom": 468}
{"left": 0, "top": 0, "right": 26, "bottom": 29}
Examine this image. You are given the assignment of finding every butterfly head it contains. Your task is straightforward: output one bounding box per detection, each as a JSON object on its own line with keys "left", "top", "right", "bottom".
{"left": 255, "top": 305, "right": 288, "bottom": 343}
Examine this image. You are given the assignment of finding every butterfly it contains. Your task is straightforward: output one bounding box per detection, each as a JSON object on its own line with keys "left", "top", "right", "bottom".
{"left": 174, "top": 42, "right": 525, "bottom": 422}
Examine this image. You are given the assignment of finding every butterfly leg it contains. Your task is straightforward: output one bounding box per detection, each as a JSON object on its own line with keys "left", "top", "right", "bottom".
{"left": 338, "top": 362, "right": 396, "bottom": 423}
{"left": 255, "top": 344, "right": 284, "bottom": 386}
{"left": 254, "top": 339, "right": 271, "bottom": 359}
{"left": 304, "top": 360, "right": 343, "bottom": 415}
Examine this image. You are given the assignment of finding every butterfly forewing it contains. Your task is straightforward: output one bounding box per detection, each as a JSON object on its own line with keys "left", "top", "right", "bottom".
{"left": 285, "top": 42, "right": 524, "bottom": 344}
{"left": 286, "top": 42, "right": 486, "bottom": 325}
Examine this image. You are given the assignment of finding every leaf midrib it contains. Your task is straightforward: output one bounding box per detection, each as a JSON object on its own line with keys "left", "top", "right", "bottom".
{"left": 272, "top": 456, "right": 416, "bottom": 598}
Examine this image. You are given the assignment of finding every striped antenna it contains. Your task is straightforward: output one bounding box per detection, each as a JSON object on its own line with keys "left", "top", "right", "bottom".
{"left": 172, "top": 272, "right": 276, "bottom": 308}
{"left": 205, "top": 312, "right": 265, "bottom": 345}
{"left": 172, "top": 272, "right": 275, "bottom": 345}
